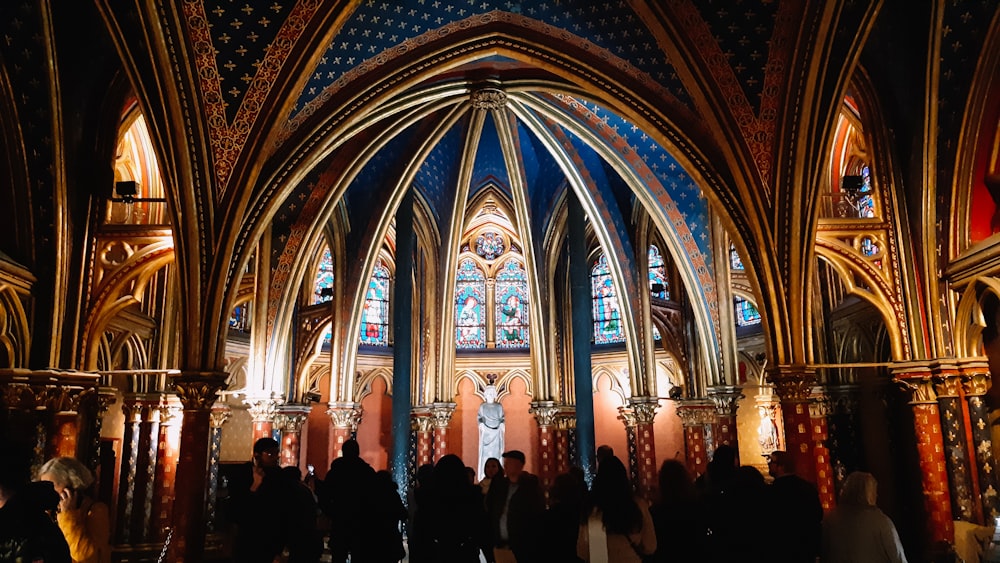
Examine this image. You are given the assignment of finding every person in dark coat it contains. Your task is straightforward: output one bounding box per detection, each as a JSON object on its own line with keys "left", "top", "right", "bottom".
{"left": 407, "top": 463, "right": 435, "bottom": 563}
{"left": 485, "top": 450, "right": 546, "bottom": 563}
{"left": 0, "top": 438, "right": 71, "bottom": 563}
{"left": 281, "top": 466, "right": 324, "bottom": 563}
{"left": 229, "top": 437, "right": 289, "bottom": 563}
{"left": 540, "top": 471, "right": 586, "bottom": 562}
{"left": 417, "top": 454, "right": 488, "bottom": 562}
{"left": 368, "top": 470, "right": 407, "bottom": 563}
{"left": 319, "top": 438, "right": 377, "bottom": 563}
{"left": 768, "top": 450, "right": 824, "bottom": 563}
{"left": 649, "top": 459, "right": 707, "bottom": 563}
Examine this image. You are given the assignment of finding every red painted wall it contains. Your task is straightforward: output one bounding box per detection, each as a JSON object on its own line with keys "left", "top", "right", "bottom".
{"left": 592, "top": 373, "right": 629, "bottom": 466}
{"left": 357, "top": 376, "right": 392, "bottom": 470}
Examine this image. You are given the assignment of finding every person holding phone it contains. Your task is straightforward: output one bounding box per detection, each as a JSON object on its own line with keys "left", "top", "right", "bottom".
{"left": 229, "top": 437, "right": 289, "bottom": 563}
{"left": 37, "top": 457, "right": 111, "bottom": 563}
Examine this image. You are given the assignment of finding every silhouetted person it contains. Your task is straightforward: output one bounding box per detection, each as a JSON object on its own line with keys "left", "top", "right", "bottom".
{"left": 649, "top": 459, "right": 707, "bottom": 563}
{"left": 418, "top": 454, "right": 488, "bottom": 562}
{"left": 596, "top": 445, "right": 615, "bottom": 471}
{"left": 768, "top": 450, "right": 823, "bottom": 563}
{"left": 709, "top": 465, "right": 769, "bottom": 562}
{"left": 695, "top": 444, "right": 737, "bottom": 499}
{"left": 320, "top": 439, "right": 376, "bottom": 563}
{"left": 0, "top": 438, "right": 70, "bottom": 563}
{"left": 576, "top": 456, "right": 655, "bottom": 562}
{"left": 367, "top": 470, "right": 406, "bottom": 563}
{"left": 822, "top": 472, "right": 907, "bottom": 563}
{"left": 229, "top": 437, "right": 289, "bottom": 563}
{"left": 407, "top": 463, "right": 435, "bottom": 563}
{"left": 281, "top": 466, "right": 323, "bottom": 563}
{"left": 485, "top": 450, "right": 545, "bottom": 563}
{"left": 540, "top": 471, "right": 586, "bottom": 562}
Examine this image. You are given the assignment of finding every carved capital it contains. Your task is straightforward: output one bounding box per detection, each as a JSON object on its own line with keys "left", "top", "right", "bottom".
{"left": 209, "top": 405, "right": 231, "bottom": 428}
{"left": 275, "top": 413, "right": 309, "bottom": 433}
{"left": 770, "top": 369, "right": 816, "bottom": 402}
{"left": 327, "top": 402, "right": 363, "bottom": 431}
{"left": 429, "top": 403, "right": 456, "bottom": 429}
{"left": 961, "top": 372, "right": 992, "bottom": 397}
{"left": 170, "top": 373, "right": 227, "bottom": 411}
{"left": 556, "top": 407, "right": 577, "bottom": 431}
{"left": 617, "top": 406, "right": 637, "bottom": 428}
{"left": 628, "top": 397, "right": 659, "bottom": 424}
{"left": 808, "top": 392, "right": 832, "bottom": 418}
{"left": 675, "top": 401, "right": 715, "bottom": 426}
{"left": 707, "top": 386, "right": 744, "bottom": 416}
{"left": 530, "top": 401, "right": 561, "bottom": 427}
{"left": 97, "top": 388, "right": 118, "bottom": 416}
{"left": 246, "top": 397, "right": 282, "bottom": 422}
{"left": 933, "top": 374, "right": 963, "bottom": 398}
{"left": 411, "top": 414, "right": 434, "bottom": 433}
{"left": 157, "top": 401, "right": 182, "bottom": 426}
{"left": 894, "top": 376, "right": 937, "bottom": 405}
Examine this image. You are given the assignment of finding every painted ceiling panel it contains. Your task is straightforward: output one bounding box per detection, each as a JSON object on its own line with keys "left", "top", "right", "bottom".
{"left": 414, "top": 115, "right": 467, "bottom": 223}
{"left": 520, "top": 118, "right": 568, "bottom": 240}
{"left": 292, "top": 0, "right": 690, "bottom": 116}
{"left": 342, "top": 130, "right": 414, "bottom": 254}
{"left": 470, "top": 115, "right": 512, "bottom": 200}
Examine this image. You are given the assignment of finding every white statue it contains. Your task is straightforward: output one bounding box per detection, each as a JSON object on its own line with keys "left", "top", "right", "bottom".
{"left": 477, "top": 384, "right": 505, "bottom": 480}
{"left": 757, "top": 405, "right": 779, "bottom": 453}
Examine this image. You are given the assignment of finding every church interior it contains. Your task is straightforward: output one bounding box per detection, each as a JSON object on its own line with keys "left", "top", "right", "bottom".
{"left": 2, "top": 0, "right": 1000, "bottom": 560}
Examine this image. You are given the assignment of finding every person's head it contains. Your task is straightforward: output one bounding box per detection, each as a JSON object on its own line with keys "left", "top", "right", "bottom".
{"left": 501, "top": 450, "right": 526, "bottom": 481}
{"left": 483, "top": 457, "right": 503, "bottom": 480}
{"left": 465, "top": 466, "right": 477, "bottom": 485}
{"left": 767, "top": 450, "right": 795, "bottom": 478}
{"left": 839, "top": 471, "right": 878, "bottom": 507}
{"left": 341, "top": 438, "right": 360, "bottom": 458}
{"left": 731, "top": 465, "right": 766, "bottom": 491}
{"left": 591, "top": 456, "right": 641, "bottom": 534}
{"left": 657, "top": 459, "right": 696, "bottom": 503}
{"left": 281, "top": 465, "right": 302, "bottom": 483}
{"left": 415, "top": 463, "right": 435, "bottom": 488}
{"left": 37, "top": 457, "right": 95, "bottom": 496}
{"left": 252, "top": 437, "right": 281, "bottom": 468}
{"left": 596, "top": 445, "right": 614, "bottom": 464}
{"left": 550, "top": 471, "right": 586, "bottom": 507}
{"left": 434, "top": 454, "right": 469, "bottom": 492}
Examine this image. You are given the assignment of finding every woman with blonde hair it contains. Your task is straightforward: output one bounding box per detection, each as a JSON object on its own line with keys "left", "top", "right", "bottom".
{"left": 36, "top": 457, "right": 111, "bottom": 563}
{"left": 821, "top": 471, "right": 906, "bottom": 563}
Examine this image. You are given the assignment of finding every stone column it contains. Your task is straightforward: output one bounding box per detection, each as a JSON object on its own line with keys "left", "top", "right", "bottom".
{"left": 327, "top": 402, "right": 362, "bottom": 458}
{"left": 675, "top": 400, "right": 714, "bottom": 478}
{"left": 808, "top": 389, "right": 836, "bottom": 511}
{"left": 825, "top": 384, "right": 861, "bottom": 490}
{"left": 629, "top": 397, "right": 659, "bottom": 496}
{"left": 617, "top": 406, "right": 640, "bottom": 487}
{"left": 206, "top": 404, "right": 231, "bottom": 533}
{"left": 168, "top": 372, "right": 227, "bottom": 562}
{"left": 771, "top": 367, "right": 818, "bottom": 484}
{"left": 933, "top": 371, "right": 978, "bottom": 522}
{"left": 430, "top": 402, "right": 456, "bottom": 462}
{"left": 530, "top": 401, "right": 560, "bottom": 493}
{"left": 116, "top": 393, "right": 162, "bottom": 544}
{"left": 708, "top": 386, "right": 743, "bottom": 462}
{"left": 411, "top": 410, "right": 434, "bottom": 468}
{"left": 555, "top": 407, "right": 575, "bottom": 475}
{"left": 275, "top": 405, "right": 311, "bottom": 468}
{"left": 892, "top": 368, "right": 954, "bottom": 544}
{"left": 152, "top": 400, "right": 182, "bottom": 542}
{"left": 961, "top": 364, "right": 1000, "bottom": 521}
{"left": 246, "top": 396, "right": 281, "bottom": 444}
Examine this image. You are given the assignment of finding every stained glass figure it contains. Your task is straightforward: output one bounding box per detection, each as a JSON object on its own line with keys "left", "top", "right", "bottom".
{"left": 860, "top": 236, "right": 880, "bottom": 257}
{"left": 229, "top": 303, "right": 251, "bottom": 332}
{"left": 735, "top": 297, "right": 761, "bottom": 327}
{"left": 648, "top": 245, "right": 669, "bottom": 300}
{"left": 495, "top": 259, "right": 529, "bottom": 348}
{"left": 730, "top": 244, "right": 745, "bottom": 271}
{"left": 359, "top": 260, "right": 390, "bottom": 346}
{"left": 857, "top": 165, "right": 875, "bottom": 218}
{"left": 592, "top": 254, "right": 625, "bottom": 344}
{"left": 475, "top": 231, "right": 505, "bottom": 260}
{"left": 313, "top": 246, "right": 335, "bottom": 304}
{"left": 456, "top": 258, "right": 486, "bottom": 349}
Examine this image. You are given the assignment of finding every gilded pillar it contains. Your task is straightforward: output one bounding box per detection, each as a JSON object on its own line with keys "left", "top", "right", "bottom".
{"left": 327, "top": 402, "right": 362, "bottom": 458}
{"left": 275, "top": 405, "right": 311, "bottom": 468}
{"left": 961, "top": 366, "right": 1000, "bottom": 520}
{"left": 629, "top": 398, "right": 659, "bottom": 496}
{"left": 246, "top": 396, "right": 281, "bottom": 444}
{"left": 116, "top": 393, "right": 162, "bottom": 544}
{"left": 430, "top": 402, "right": 456, "bottom": 461}
{"left": 167, "top": 372, "right": 227, "bottom": 562}
{"left": 808, "top": 390, "right": 835, "bottom": 511}
{"left": 933, "top": 371, "right": 977, "bottom": 522}
{"left": 675, "top": 400, "right": 714, "bottom": 478}
{"left": 152, "top": 401, "right": 182, "bottom": 542}
{"left": 411, "top": 409, "right": 434, "bottom": 468}
{"left": 771, "top": 367, "right": 818, "bottom": 483}
{"left": 708, "top": 386, "right": 743, "bottom": 463}
{"left": 530, "top": 401, "right": 560, "bottom": 492}
{"left": 206, "top": 404, "right": 231, "bottom": 533}
{"left": 893, "top": 370, "right": 954, "bottom": 544}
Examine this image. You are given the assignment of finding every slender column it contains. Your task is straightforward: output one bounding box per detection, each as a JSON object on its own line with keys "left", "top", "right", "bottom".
{"left": 530, "top": 401, "right": 561, "bottom": 493}
{"left": 933, "top": 372, "right": 978, "bottom": 522}
{"left": 206, "top": 404, "right": 231, "bottom": 533}
{"left": 555, "top": 407, "right": 574, "bottom": 475}
{"left": 411, "top": 410, "right": 434, "bottom": 468}
{"left": 708, "top": 386, "right": 743, "bottom": 462}
{"left": 629, "top": 397, "right": 659, "bottom": 496}
{"left": 392, "top": 188, "right": 415, "bottom": 493}
{"left": 152, "top": 401, "right": 182, "bottom": 542}
{"left": 430, "top": 402, "right": 456, "bottom": 461}
{"left": 808, "top": 390, "right": 836, "bottom": 511}
{"left": 327, "top": 402, "right": 363, "bottom": 457}
{"left": 771, "top": 367, "right": 818, "bottom": 483}
{"left": 568, "top": 194, "right": 596, "bottom": 485}
{"left": 961, "top": 366, "right": 1000, "bottom": 521}
{"left": 675, "top": 400, "right": 714, "bottom": 478}
{"left": 246, "top": 397, "right": 280, "bottom": 443}
{"left": 617, "top": 406, "right": 640, "bottom": 488}
{"left": 116, "top": 393, "right": 162, "bottom": 544}
{"left": 275, "top": 405, "right": 311, "bottom": 468}
{"left": 167, "top": 372, "right": 227, "bottom": 562}
{"left": 825, "top": 384, "right": 861, "bottom": 490}
{"left": 893, "top": 368, "right": 954, "bottom": 544}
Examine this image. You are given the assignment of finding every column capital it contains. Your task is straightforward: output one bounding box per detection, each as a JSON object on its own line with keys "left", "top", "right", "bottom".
{"left": 932, "top": 373, "right": 964, "bottom": 398}
{"left": 530, "top": 401, "right": 561, "bottom": 427}
{"left": 768, "top": 366, "right": 816, "bottom": 402}
{"left": 628, "top": 397, "right": 660, "bottom": 424}
{"left": 808, "top": 388, "right": 833, "bottom": 418}
{"left": 617, "top": 405, "right": 637, "bottom": 428}
{"left": 429, "top": 402, "right": 457, "bottom": 429}
{"left": 957, "top": 359, "right": 992, "bottom": 396}
{"left": 556, "top": 406, "right": 577, "bottom": 430}
{"left": 327, "top": 402, "right": 363, "bottom": 431}
{"left": 170, "top": 372, "right": 228, "bottom": 411}
{"left": 893, "top": 375, "right": 938, "bottom": 405}
{"left": 674, "top": 400, "right": 715, "bottom": 426}
{"left": 411, "top": 412, "right": 434, "bottom": 433}
{"left": 274, "top": 405, "right": 311, "bottom": 433}
{"left": 245, "top": 395, "right": 284, "bottom": 422}
{"left": 209, "top": 404, "right": 231, "bottom": 428}
{"left": 707, "top": 386, "right": 744, "bottom": 416}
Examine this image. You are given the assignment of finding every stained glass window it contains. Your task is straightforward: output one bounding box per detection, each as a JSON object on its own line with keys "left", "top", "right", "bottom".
{"left": 860, "top": 236, "right": 880, "bottom": 257}
{"left": 730, "top": 244, "right": 745, "bottom": 271}
{"left": 359, "top": 260, "right": 390, "bottom": 346}
{"left": 229, "top": 303, "right": 251, "bottom": 332}
{"left": 857, "top": 165, "right": 875, "bottom": 218}
{"left": 456, "top": 258, "right": 487, "bottom": 349}
{"left": 648, "top": 245, "right": 669, "bottom": 300}
{"left": 475, "top": 231, "right": 505, "bottom": 260}
{"left": 495, "top": 259, "right": 529, "bottom": 348}
{"left": 592, "top": 254, "right": 625, "bottom": 344}
{"left": 313, "top": 246, "right": 334, "bottom": 304}
{"left": 735, "top": 298, "right": 761, "bottom": 327}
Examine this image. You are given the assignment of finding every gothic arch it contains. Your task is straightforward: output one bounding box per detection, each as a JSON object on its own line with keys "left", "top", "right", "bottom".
{"left": 0, "top": 283, "right": 30, "bottom": 367}
{"left": 954, "top": 277, "right": 1000, "bottom": 359}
